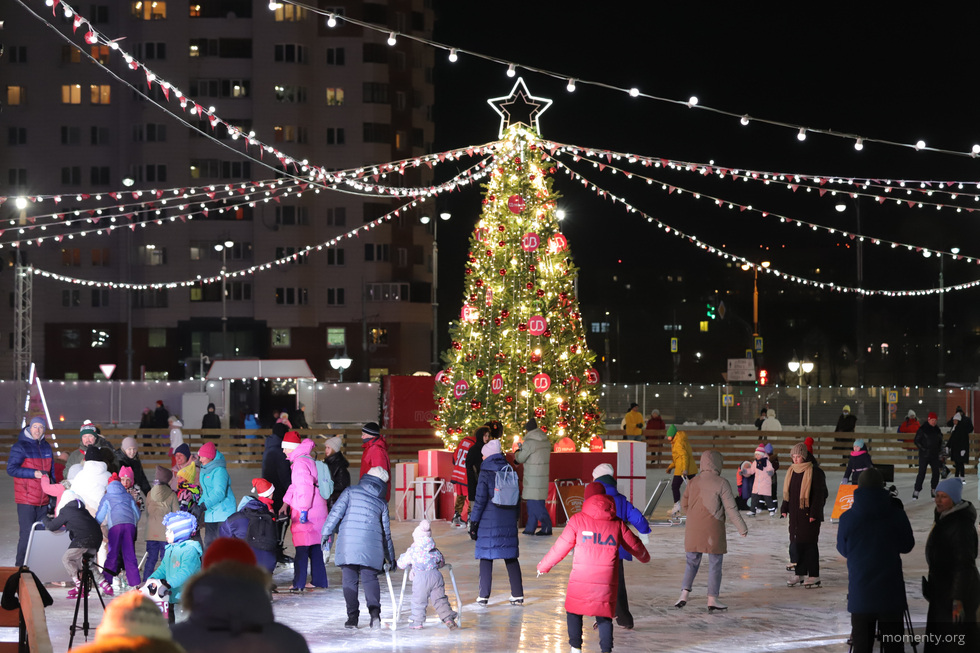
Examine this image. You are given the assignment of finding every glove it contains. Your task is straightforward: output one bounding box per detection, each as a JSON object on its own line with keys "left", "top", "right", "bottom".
{"left": 383, "top": 561, "right": 392, "bottom": 573}
{"left": 639, "top": 532, "right": 650, "bottom": 545}
{"left": 299, "top": 510, "right": 309, "bottom": 524}
{"left": 468, "top": 521, "right": 478, "bottom": 541}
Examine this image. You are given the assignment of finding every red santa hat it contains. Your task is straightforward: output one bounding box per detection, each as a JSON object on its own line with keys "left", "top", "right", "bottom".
{"left": 251, "top": 477, "right": 274, "bottom": 498}
{"left": 281, "top": 431, "right": 301, "bottom": 451}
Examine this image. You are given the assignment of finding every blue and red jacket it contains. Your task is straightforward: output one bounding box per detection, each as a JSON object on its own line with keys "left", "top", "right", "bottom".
{"left": 7, "top": 427, "right": 55, "bottom": 506}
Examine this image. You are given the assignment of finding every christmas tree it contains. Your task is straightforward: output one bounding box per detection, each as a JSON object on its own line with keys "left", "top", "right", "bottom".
{"left": 432, "top": 81, "right": 605, "bottom": 449}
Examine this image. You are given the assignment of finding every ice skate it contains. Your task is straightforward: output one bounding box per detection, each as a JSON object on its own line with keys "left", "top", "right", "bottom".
{"left": 344, "top": 612, "right": 358, "bottom": 629}
{"left": 451, "top": 512, "right": 462, "bottom": 527}
{"left": 744, "top": 509, "right": 757, "bottom": 516}
{"left": 768, "top": 508, "right": 776, "bottom": 517}
{"left": 509, "top": 595, "right": 524, "bottom": 605}
{"left": 912, "top": 490, "right": 920, "bottom": 500}
{"left": 443, "top": 616, "right": 458, "bottom": 630}
{"left": 669, "top": 502, "right": 682, "bottom": 518}
{"left": 674, "top": 588, "right": 689, "bottom": 608}
{"left": 786, "top": 575, "right": 804, "bottom": 587}
{"left": 99, "top": 579, "right": 114, "bottom": 597}
{"left": 803, "top": 577, "right": 821, "bottom": 588}
{"left": 570, "top": 648, "right": 582, "bottom": 653}
{"left": 67, "top": 580, "right": 83, "bottom": 600}
{"left": 707, "top": 597, "right": 728, "bottom": 611}
{"left": 368, "top": 608, "right": 381, "bottom": 629}
{"left": 410, "top": 621, "right": 423, "bottom": 630}
{"left": 476, "top": 596, "right": 488, "bottom": 607}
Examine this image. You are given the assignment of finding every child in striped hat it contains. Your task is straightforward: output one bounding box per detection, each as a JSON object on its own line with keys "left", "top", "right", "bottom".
{"left": 145, "top": 511, "right": 203, "bottom": 623}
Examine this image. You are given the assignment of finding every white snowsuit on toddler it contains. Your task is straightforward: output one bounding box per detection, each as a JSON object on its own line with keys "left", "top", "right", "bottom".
{"left": 396, "top": 520, "right": 456, "bottom": 627}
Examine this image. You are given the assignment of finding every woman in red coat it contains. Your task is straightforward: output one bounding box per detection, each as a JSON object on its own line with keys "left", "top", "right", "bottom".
{"left": 358, "top": 422, "right": 390, "bottom": 501}
{"left": 538, "top": 482, "right": 649, "bottom": 653}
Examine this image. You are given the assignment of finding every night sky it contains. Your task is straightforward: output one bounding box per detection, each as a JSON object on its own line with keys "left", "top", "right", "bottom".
{"left": 429, "top": 2, "right": 980, "bottom": 385}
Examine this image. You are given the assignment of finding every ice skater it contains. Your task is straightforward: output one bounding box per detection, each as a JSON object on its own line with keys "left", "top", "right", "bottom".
{"left": 96, "top": 475, "right": 142, "bottom": 594}
{"left": 741, "top": 444, "right": 776, "bottom": 516}
{"left": 842, "top": 439, "right": 873, "bottom": 485}
{"left": 782, "top": 442, "right": 829, "bottom": 588}
{"left": 396, "top": 520, "right": 459, "bottom": 630}
{"left": 537, "top": 482, "right": 650, "bottom": 653}
{"left": 674, "top": 450, "right": 748, "bottom": 612}
{"left": 665, "top": 425, "right": 697, "bottom": 517}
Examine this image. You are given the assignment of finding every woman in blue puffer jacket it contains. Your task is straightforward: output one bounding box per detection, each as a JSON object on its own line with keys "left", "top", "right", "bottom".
{"left": 321, "top": 467, "right": 395, "bottom": 630}
{"left": 468, "top": 438, "right": 524, "bottom": 606}
{"left": 197, "top": 443, "right": 236, "bottom": 550}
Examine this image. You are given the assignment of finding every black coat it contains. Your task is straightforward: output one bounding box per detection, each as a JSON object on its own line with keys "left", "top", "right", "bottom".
{"left": 835, "top": 413, "right": 857, "bottom": 432}
{"left": 947, "top": 416, "right": 974, "bottom": 457}
{"left": 464, "top": 439, "right": 484, "bottom": 500}
{"left": 780, "top": 462, "right": 828, "bottom": 545}
{"left": 924, "top": 501, "right": 980, "bottom": 643}
{"left": 43, "top": 499, "right": 102, "bottom": 550}
{"left": 324, "top": 451, "right": 351, "bottom": 509}
{"left": 114, "top": 449, "right": 151, "bottom": 496}
{"left": 201, "top": 412, "right": 221, "bottom": 429}
{"left": 915, "top": 423, "right": 944, "bottom": 461}
{"left": 152, "top": 405, "right": 170, "bottom": 429}
{"left": 261, "top": 434, "right": 292, "bottom": 512}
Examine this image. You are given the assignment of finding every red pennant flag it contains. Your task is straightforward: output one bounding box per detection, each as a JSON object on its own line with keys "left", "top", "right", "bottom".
{"left": 819, "top": 189, "right": 826, "bottom": 197}
{"left": 73, "top": 15, "right": 82, "bottom": 32}
{"left": 161, "top": 86, "right": 170, "bottom": 100}
{"left": 109, "top": 192, "right": 117, "bottom": 200}
{"left": 53, "top": 0, "right": 61, "bottom": 16}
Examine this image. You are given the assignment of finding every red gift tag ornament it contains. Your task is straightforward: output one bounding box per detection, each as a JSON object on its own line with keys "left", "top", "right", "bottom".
{"left": 533, "top": 373, "right": 551, "bottom": 393}
{"left": 548, "top": 234, "right": 568, "bottom": 253}
{"left": 507, "top": 195, "right": 526, "bottom": 214}
{"left": 586, "top": 368, "right": 599, "bottom": 385}
{"left": 528, "top": 315, "right": 547, "bottom": 336}
{"left": 453, "top": 379, "right": 469, "bottom": 399}
{"left": 490, "top": 373, "right": 504, "bottom": 395}
{"left": 461, "top": 304, "right": 478, "bottom": 322}
{"left": 521, "top": 232, "right": 540, "bottom": 252}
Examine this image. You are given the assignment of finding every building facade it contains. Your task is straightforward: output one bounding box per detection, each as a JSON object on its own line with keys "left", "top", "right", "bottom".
{"left": 0, "top": 0, "right": 437, "bottom": 385}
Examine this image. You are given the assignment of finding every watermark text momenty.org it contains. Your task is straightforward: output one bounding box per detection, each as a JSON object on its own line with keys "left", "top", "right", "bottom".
{"left": 881, "top": 632, "right": 965, "bottom": 646}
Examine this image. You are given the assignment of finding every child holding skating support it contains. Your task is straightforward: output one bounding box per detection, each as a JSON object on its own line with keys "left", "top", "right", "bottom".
{"left": 146, "top": 511, "right": 203, "bottom": 623}
{"left": 96, "top": 476, "right": 142, "bottom": 594}
{"left": 396, "top": 520, "right": 458, "bottom": 630}
{"left": 741, "top": 444, "right": 776, "bottom": 516}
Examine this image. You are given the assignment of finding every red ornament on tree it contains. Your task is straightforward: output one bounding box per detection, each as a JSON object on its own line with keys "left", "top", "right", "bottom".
{"left": 526, "top": 282, "right": 534, "bottom": 290}
{"left": 586, "top": 368, "right": 599, "bottom": 384}
{"left": 534, "top": 406, "right": 546, "bottom": 418}
{"left": 542, "top": 330, "right": 552, "bottom": 338}
{"left": 475, "top": 279, "right": 484, "bottom": 287}
{"left": 498, "top": 225, "right": 506, "bottom": 232}
{"left": 518, "top": 322, "right": 528, "bottom": 331}
{"left": 507, "top": 195, "right": 526, "bottom": 214}
{"left": 499, "top": 269, "right": 506, "bottom": 275}
{"left": 490, "top": 373, "right": 504, "bottom": 394}
{"left": 536, "top": 289, "right": 545, "bottom": 297}
{"left": 501, "top": 309, "right": 510, "bottom": 318}
{"left": 530, "top": 352, "right": 541, "bottom": 363}
{"left": 529, "top": 265, "right": 535, "bottom": 272}
{"left": 533, "top": 373, "right": 551, "bottom": 393}
{"left": 560, "top": 402, "right": 570, "bottom": 412}
{"left": 505, "top": 396, "right": 514, "bottom": 403}
{"left": 453, "top": 380, "right": 469, "bottom": 399}
{"left": 528, "top": 315, "right": 547, "bottom": 336}
{"left": 518, "top": 366, "right": 527, "bottom": 374}
{"left": 521, "top": 232, "right": 540, "bottom": 252}
{"left": 470, "top": 399, "right": 482, "bottom": 410}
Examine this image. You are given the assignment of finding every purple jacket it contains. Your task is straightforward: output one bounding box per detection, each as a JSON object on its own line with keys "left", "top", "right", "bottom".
{"left": 283, "top": 438, "right": 328, "bottom": 546}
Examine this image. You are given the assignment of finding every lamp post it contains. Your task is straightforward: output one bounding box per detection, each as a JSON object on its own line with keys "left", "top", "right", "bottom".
{"left": 421, "top": 211, "right": 451, "bottom": 372}
{"left": 835, "top": 199, "right": 864, "bottom": 385}
{"left": 213, "top": 240, "right": 234, "bottom": 360}
{"left": 740, "top": 260, "right": 770, "bottom": 337}
{"left": 787, "top": 354, "right": 815, "bottom": 428}
{"left": 330, "top": 349, "right": 353, "bottom": 382}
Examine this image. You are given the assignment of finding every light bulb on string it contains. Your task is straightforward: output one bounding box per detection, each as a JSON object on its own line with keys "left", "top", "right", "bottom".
{"left": 448, "top": 48, "right": 458, "bottom": 62}
{"left": 326, "top": 13, "right": 337, "bottom": 27}
{"left": 854, "top": 138, "right": 864, "bottom": 151}
{"left": 566, "top": 78, "right": 576, "bottom": 92}
{"left": 387, "top": 32, "right": 397, "bottom": 46}
{"left": 507, "top": 64, "right": 516, "bottom": 77}
{"left": 797, "top": 128, "right": 807, "bottom": 141}
{"left": 687, "top": 96, "right": 699, "bottom": 107}
{"left": 629, "top": 87, "right": 639, "bottom": 97}
{"left": 740, "top": 115, "right": 750, "bottom": 126}
{"left": 915, "top": 140, "right": 926, "bottom": 150}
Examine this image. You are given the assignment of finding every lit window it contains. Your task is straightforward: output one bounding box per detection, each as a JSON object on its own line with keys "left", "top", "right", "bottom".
{"left": 90, "top": 85, "right": 111, "bottom": 105}
{"left": 271, "top": 328, "right": 291, "bottom": 347}
{"left": 7, "top": 86, "right": 25, "bottom": 106}
{"left": 61, "top": 85, "right": 81, "bottom": 105}
{"left": 188, "top": 3, "right": 200, "bottom": 17}
{"left": 90, "top": 329, "right": 110, "bottom": 348}
{"left": 132, "top": 1, "right": 166, "bottom": 20}
{"left": 90, "top": 45, "right": 110, "bottom": 64}
{"left": 148, "top": 328, "right": 166, "bottom": 347}
{"left": 326, "top": 87, "right": 344, "bottom": 106}
{"left": 369, "top": 328, "right": 389, "bottom": 346}
{"left": 274, "top": 4, "right": 306, "bottom": 21}
{"left": 327, "top": 327, "right": 345, "bottom": 348}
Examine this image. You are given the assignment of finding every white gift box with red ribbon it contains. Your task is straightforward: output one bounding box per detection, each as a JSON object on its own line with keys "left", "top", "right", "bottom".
{"left": 413, "top": 477, "right": 440, "bottom": 521}
{"left": 394, "top": 462, "right": 417, "bottom": 520}
{"left": 606, "top": 441, "right": 648, "bottom": 507}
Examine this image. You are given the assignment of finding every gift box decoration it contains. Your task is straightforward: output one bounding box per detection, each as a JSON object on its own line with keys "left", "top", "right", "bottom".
{"left": 413, "top": 477, "right": 440, "bottom": 521}
{"left": 394, "top": 462, "right": 418, "bottom": 521}
{"left": 418, "top": 449, "right": 455, "bottom": 479}
{"left": 606, "top": 441, "right": 647, "bottom": 507}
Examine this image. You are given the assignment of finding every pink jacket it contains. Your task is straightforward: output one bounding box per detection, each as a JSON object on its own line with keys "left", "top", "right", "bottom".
{"left": 537, "top": 494, "right": 649, "bottom": 618}
{"left": 741, "top": 456, "right": 774, "bottom": 496}
{"left": 283, "top": 438, "right": 329, "bottom": 546}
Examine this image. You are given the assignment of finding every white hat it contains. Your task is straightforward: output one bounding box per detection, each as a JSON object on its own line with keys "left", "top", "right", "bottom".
{"left": 366, "top": 466, "right": 389, "bottom": 483}
{"left": 482, "top": 439, "right": 502, "bottom": 457}
{"left": 953, "top": 412, "right": 962, "bottom": 422}
{"left": 96, "top": 590, "right": 174, "bottom": 641}
{"left": 592, "top": 463, "right": 615, "bottom": 480}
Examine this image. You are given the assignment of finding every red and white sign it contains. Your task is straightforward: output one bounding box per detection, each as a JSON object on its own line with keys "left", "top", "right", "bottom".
{"left": 528, "top": 315, "right": 547, "bottom": 335}
{"left": 507, "top": 194, "right": 526, "bottom": 214}
{"left": 435, "top": 370, "right": 447, "bottom": 385}
{"left": 99, "top": 364, "right": 116, "bottom": 379}
{"left": 586, "top": 368, "right": 599, "bottom": 385}
{"left": 553, "top": 437, "right": 577, "bottom": 453}
{"left": 490, "top": 373, "right": 504, "bottom": 395}
{"left": 453, "top": 379, "right": 469, "bottom": 399}
{"left": 533, "top": 373, "right": 551, "bottom": 393}
{"left": 521, "top": 232, "right": 540, "bottom": 251}
{"left": 548, "top": 234, "right": 568, "bottom": 253}
{"left": 461, "top": 304, "right": 478, "bottom": 322}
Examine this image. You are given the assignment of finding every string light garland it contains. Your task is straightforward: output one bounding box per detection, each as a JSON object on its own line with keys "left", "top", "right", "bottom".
{"left": 273, "top": 0, "right": 980, "bottom": 159}
{"left": 550, "top": 149, "right": 980, "bottom": 264}
{"left": 548, "top": 158, "right": 980, "bottom": 297}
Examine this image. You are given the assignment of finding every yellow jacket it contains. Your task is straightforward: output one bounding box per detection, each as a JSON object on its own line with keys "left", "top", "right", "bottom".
{"left": 622, "top": 410, "right": 645, "bottom": 436}
{"left": 667, "top": 430, "right": 697, "bottom": 476}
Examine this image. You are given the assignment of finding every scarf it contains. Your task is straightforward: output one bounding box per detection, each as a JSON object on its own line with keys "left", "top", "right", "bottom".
{"left": 783, "top": 461, "right": 813, "bottom": 510}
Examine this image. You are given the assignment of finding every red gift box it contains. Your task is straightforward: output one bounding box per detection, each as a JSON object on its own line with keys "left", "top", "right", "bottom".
{"left": 394, "top": 462, "right": 417, "bottom": 521}
{"left": 418, "top": 449, "right": 455, "bottom": 479}
{"left": 438, "top": 483, "right": 469, "bottom": 522}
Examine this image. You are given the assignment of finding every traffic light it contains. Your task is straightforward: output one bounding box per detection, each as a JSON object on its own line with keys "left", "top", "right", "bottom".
{"left": 706, "top": 302, "right": 717, "bottom": 320}
{"left": 758, "top": 369, "right": 768, "bottom": 386}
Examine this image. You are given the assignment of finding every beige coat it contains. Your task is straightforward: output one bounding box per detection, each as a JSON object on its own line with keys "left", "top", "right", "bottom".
{"left": 681, "top": 450, "right": 748, "bottom": 555}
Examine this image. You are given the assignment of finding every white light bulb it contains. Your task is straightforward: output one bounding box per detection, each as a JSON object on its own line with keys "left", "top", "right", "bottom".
{"left": 507, "top": 64, "right": 516, "bottom": 77}
{"left": 854, "top": 138, "right": 863, "bottom": 151}
{"left": 972, "top": 144, "right": 980, "bottom": 155}
{"left": 566, "top": 78, "right": 576, "bottom": 92}
{"left": 387, "top": 32, "right": 397, "bottom": 46}
{"left": 326, "top": 14, "right": 337, "bottom": 27}
{"left": 268, "top": 1, "right": 281, "bottom": 10}
{"left": 740, "top": 115, "right": 750, "bottom": 126}
{"left": 629, "top": 87, "right": 639, "bottom": 97}
{"left": 688, "top": 95, "right": 698, "bottom": 106}
{"left": 15, "top": 197, "right": 27, "bottom": 210}
{"left": 448, "top": 48, "right": 458, "bottom": 62}
{"left": 915, "top": 140, "right": 926, "bottom": 150}
{"left": 797, "top": 128, "right": 807, "bottom": 141}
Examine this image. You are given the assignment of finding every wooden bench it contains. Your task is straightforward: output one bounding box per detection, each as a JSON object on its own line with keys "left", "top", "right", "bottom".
{"left": 0, "top": 567, "right": 54, "bottom": 653}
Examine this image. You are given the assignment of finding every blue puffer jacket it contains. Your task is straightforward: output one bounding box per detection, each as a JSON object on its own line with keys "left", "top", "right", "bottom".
{"left": 321, "top": 474, "right": 395, "bottom": 570}
{"left": 199, "top": 451, "right": 237, "bottom": 523}
{"left": 836, "top": 486, "right": 915, "bottom": 614}
{"left": 469, "top": 453, "right": 520, "bottom": 560}
{"left": 95, "top": 481, "right": 141, "bottom": 529}
{"left": 597, "top": 478, "right": 652, "bottom": 560}
{"left": 149, "top": 539, "right": 202, "bottom": 602}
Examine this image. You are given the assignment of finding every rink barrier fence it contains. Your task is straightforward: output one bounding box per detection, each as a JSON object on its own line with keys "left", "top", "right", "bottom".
{"left": 0, "top": 566, "right": 54, "bottom": 653}
{"left": 1, "top": 428, "right": 973, "bottom": 474}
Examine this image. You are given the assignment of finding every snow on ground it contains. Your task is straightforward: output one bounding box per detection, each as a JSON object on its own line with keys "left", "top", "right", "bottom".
{"left": 3, "top": 465, "right": 975, "bottom": 652}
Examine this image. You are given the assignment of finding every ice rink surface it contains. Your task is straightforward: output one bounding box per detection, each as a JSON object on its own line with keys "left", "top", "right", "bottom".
{"left": 3, "top": 466, "right": 975, "bottom": 652}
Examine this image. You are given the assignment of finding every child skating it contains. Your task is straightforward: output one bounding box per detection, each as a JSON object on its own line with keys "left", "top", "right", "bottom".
{"left": 95, "top": 476, "right": 142, "bottom": 594}
{"left": 741, "top": 444, "right": 776, "bottom": 516}
{"left": 146, "top": 511, "right": 203, "bottom": 623}
{"left": 396, "top": 520, "right": 459, "bottom": 630}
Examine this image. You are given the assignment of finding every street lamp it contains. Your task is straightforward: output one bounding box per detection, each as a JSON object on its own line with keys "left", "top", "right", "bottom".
{"left": 421, "top": 211, "right": 451, "bottom": 372}
{"left": 214, "top": 240, "right": 234, "bottom": 360}
{"left": 329, "top": 349, "right": 353, "bottom": 382}
{"left": 740, "top": 260, "right": 770, "bottom": 336}
{"left": 787, "top": 354, "right": 815, "bottom": 427}
{"left": 835, "top": 199, "right": 864, "bottom": 385}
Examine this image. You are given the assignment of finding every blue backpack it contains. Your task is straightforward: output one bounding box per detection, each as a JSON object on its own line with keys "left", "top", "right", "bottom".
{"left": 314, "top": 459, "right": 335, "bottom": 502}
{"left": 492, "top": 463, "right": 520, "bottom": 506}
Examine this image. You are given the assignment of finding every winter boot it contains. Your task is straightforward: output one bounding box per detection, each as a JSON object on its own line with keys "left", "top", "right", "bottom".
{"left": 451, "top": 512, "right": 462, "bottom": 527}
{"left": 368, "top": 608, "right": 382, "bottom": 629}
{"left": 707, "top": 596, "right": 728, "bottom": 611}
{"left": 509, "top": 595, "right": 524, "bottom": 605}
{"left": 674, "top": 588, "right": 690, "bottom": 608}
{"left": 443, "top": 616, "right": 459, "bottom": 630}
{"left": 344, "top": 612, "right": 358, "bottom": 629}
{"left": 768, "top": 507, "right": 777, "bottom": 517}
